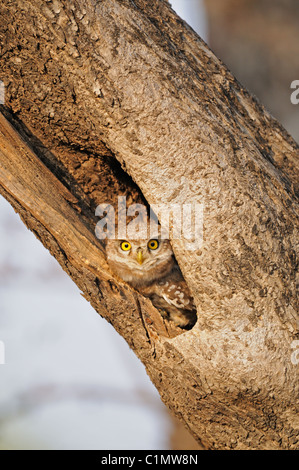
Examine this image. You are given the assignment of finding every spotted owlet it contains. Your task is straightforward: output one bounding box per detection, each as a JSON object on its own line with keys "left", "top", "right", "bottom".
{"left": 106, "top": 237, "right": 197, "bottom": 329}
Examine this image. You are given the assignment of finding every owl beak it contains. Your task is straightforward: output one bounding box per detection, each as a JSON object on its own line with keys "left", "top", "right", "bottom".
{"left": 136, "top": 250, "right": 144, "bottom": 265}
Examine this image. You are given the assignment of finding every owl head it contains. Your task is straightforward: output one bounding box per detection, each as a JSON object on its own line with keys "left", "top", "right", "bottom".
{"left": 106, "top": 237, "right": 175, "bottom": 287}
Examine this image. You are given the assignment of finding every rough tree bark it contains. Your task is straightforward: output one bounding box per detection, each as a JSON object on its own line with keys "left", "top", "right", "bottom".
{"left": 0, "top": 0, "right": 298, "bottom": 450}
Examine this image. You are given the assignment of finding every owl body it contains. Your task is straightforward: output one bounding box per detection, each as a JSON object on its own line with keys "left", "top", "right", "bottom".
{"left": 106, "top": 237, "right": 197, "bottom": 328}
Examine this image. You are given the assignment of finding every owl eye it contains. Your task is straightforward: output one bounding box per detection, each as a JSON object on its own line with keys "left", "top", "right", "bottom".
{"left": 120, "top": 241, "right": 131, "bottom": 251}
{"left": 148, "top": 239, "right": 159, "bottom": 250}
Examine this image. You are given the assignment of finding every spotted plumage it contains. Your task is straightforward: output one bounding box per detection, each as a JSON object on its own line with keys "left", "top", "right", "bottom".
{"left": 106, "top": 237, "right": 197, "bottom": 328}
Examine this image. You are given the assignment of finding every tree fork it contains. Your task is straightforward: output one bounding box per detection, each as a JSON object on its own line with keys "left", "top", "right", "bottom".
{"left": 0, "top": 0, "right": 298, "bottom": 449}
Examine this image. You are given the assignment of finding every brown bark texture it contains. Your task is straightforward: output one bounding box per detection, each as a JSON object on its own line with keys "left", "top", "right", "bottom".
{"left": 0, "top": 0, "right": 298, "bottom": 450}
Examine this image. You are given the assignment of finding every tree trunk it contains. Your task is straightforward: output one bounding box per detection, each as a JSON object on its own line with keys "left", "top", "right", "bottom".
{"left": 0, "top": 0, "right": 298, "bottom": 450}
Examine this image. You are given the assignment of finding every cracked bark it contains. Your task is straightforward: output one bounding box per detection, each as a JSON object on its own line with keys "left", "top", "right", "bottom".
{"left": 0, "top": 0, "right": 298, "bottom": 449}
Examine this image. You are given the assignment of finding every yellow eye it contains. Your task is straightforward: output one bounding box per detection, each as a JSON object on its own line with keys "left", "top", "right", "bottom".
{"left": 148, "top": 239, "right": 159, "bottom": 250}
{"left": 120, "top": 241, "right": 131, "bottom": 251}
